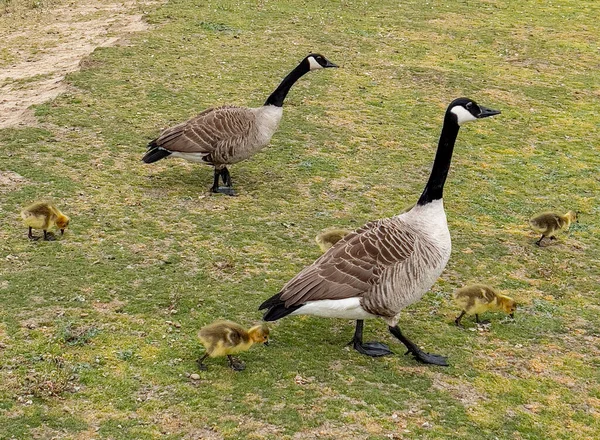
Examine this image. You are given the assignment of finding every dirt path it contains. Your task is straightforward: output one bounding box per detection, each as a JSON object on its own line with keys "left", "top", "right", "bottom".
{"left": 0, "top": 0, "right": 159, "bottom": 128}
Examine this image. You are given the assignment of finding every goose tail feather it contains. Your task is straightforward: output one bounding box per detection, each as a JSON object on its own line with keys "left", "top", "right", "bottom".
{"left": 259, "top": 293, "right": 303, "bottom": 321}
{"left": 142, "top": 140, "right": 172, "bottom": 163}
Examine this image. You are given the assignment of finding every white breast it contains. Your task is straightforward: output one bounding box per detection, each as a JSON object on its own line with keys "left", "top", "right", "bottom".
{"left": 253, "top": 105, "right": 283, "bottom": 146}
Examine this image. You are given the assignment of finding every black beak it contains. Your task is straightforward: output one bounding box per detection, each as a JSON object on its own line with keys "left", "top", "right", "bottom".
{"left": 510, "top": 313, "right": 515, "bottom": 319}
{"left": 263, "top": 341, "right": 269, "bottom": 346}
{"left": 477, "top": 106, "right": 501, "bottom": 118}
{"left": 324, "top": 60, "right": 338, "bottom": 68}
{"left": 60, "top": 229, "right": 65, "bottom": 235}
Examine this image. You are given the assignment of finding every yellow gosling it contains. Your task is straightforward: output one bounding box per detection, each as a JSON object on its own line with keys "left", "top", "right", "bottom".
{"left": 21, "top": 201, "right": 70, "bottom": 241}
{"left": 315, "top": 228, "right": 350, "bottom": 252}
{"left": 453, "top": 284, "right": 517, "bottom": 327}
{"left": 530, "top": 210, "right": 577, "bottom": 246}
{"left": 197, "top": 320, "right": 269, "bottom": 371}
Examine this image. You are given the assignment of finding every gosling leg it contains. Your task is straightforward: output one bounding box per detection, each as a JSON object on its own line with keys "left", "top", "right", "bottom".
{"left": 227, "top": 355, "right": 245, "bottom": 371}
{"left": 43, "top": 230, "right": 56, "bottom": 241}
{"left": 388, "top": 325, "right": 448, "bottom": 366}
{"left": 28, "top": 227, "right": 40, "bottom": 241}
{"left": 348, "top": 320, "right": 392, "bottom": 357}
{"left": 455, "top": 310, "right": 466, "bottom": 328}
{"left": 535, "top": 235, "right": 545, "bottom": 246}
{"left": 475, "top": 314, "right": 490, "bottom": 325}
{"left": 197, "top": 353, "right": 209, "bottom": 371}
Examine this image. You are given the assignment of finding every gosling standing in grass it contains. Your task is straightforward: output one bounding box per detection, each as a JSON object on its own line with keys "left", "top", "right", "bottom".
{"left": 315, "top": 228, "right": 350, "bottom": 252}
{"left": 197, "top": 321, "right": 269, "bottom": 371}
{"left": 20, "top": 201, "right": 70, "bottom": 241}
{"left": 453, "top": 284, "right": 517, "bottom": 327}
{"left": 530, "top": 210, "right": 577, "bottom": 246}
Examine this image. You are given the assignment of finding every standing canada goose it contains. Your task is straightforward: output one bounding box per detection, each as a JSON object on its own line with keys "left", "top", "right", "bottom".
{"left": 529, "top": 210, "right": 577, "bottom": 246}
{"left": 142, "top": 54, "right": 338, "bottom": 195}
{"left": 453, "top": 284, "right": 517, "bottom": 327}
{"left": 259, "top": 98, "right": 500, "bottom": 366}
{"left": 20, "top": 201, "right": 70, "bottom": 241}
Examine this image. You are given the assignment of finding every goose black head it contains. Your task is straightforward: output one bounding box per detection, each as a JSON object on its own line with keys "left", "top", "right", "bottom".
{"left": 448, "top": 97, "right": 500, "bottom": 126}
{"left": 305, "top": 53, "right": 338, "bottom": 71}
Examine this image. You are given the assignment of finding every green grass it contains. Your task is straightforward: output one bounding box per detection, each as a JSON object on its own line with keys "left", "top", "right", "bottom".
{"left": 1, "top": 0, "right": 600, "bottom": 438}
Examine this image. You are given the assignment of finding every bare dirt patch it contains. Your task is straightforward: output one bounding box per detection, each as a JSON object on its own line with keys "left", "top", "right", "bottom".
{"left": 0, "top": 0, "right": 160, "bottom": 128}
{"left": 0, "top": 170, "right": 29, "bottom": 192}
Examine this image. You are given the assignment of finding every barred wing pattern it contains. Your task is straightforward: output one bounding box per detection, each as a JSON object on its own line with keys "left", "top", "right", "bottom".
{"left": 278, "top": 218, "right": 439, "bottom": 318}
{"left": 154, "top": 106, "right": 257, "bottom": 165}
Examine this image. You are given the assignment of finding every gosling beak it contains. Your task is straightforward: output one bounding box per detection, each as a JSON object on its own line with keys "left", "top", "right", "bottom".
{"left": 477, "top": 106, "right": 501, "bottom": 119}
{"left": 263, "top": 340, "right": 269, "bottom": 346}
{"left": 510, "top": 313, "right": 515, "bottom": 319}
{"left": 324, "top": 60, "right": 338, "bottom": 68}
{"left": 60, "top": 229, "right": 65, "bottom": 235}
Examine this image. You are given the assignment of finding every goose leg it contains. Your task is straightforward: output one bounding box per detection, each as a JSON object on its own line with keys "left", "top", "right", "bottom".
{"left": 227, "top": 355, "right": 245, "bottom": 371}
{"left": 211, "top": 167, "right": 236, "bottom": 196}
{"left": 388, "top": 325, "right": 448, "bottom": 366}
{"left": 197, "top": 353, "right": 209, "bottom": 371}
{"left": 455, "top": 310, "right": 466, "bottom": 328}
{"left": 28, "top": 227, "right": 40, "bottom": 241}
{"left": 349, "top": 320, "right": 393, "bottom": 357}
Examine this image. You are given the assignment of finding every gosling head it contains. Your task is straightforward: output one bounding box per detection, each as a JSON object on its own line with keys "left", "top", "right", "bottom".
{"left": 55, "top": 214, "right": 70, "bottom": 235}
{"left": 566, "top": 210, "right": 577, "bottom": 224}
{"left": 305, "top": 53, "right": 338, "bottom": 71}
{"left": 248, "top": 323, "right": 270, "bottom": 346}
{"left": 448, "top": 97, "right": 501, "bottom": 126}
{"left": 502, "top": 299, "right": 518, "bottom": 318}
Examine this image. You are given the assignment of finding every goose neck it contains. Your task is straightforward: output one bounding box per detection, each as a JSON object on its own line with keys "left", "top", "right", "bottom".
{"left": 264, "top": 62, "right": 309, "bottom": 107}
{"left": 417, "top": 114, "right": 460, "bottom": 206}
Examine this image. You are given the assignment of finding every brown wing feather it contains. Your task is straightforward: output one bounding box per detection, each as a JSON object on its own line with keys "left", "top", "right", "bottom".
{"left": 154, "top": 106, "right": 255, "bottom": 157}
{"left": 279, "top": 219, "right": 417, "bottom": 307}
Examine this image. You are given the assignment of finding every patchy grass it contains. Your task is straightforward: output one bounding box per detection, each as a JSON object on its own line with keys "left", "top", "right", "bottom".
{"left": 1, "top": 0, "right": 599, "bottom": 438}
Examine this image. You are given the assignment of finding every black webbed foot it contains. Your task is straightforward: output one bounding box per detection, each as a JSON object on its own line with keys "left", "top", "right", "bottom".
{"left": 227, "top": 355, "right": 245, "bottom": 371}
{"left": 211, "top": 186, "right": 237, "bottom": 196}
{"left": 352, "top": 340, "right": 393, "bottom": 357}
{"left": 389, "top": 325, "right": 449, "bottom": 366}
{"left": 404, "top": 348, "right": 449, "bottom": 366}
{"left": 43, "top": 231, "right": 56, "bottom": 241}
{"left": 349, "top": 320, "right": 393, "bottom": 357}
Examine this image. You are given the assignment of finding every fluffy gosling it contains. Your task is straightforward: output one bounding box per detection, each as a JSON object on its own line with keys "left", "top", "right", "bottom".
{"left": 197, "top": 321, "right": 269, "bottom": 371}
{"left": 530, "top": 210, "right": 577, "bottom": 246}
{"left": 21, "top": 201, "right": 70, "bottom": 241}
{"left": 315, "top": 228, "right": 350, "bottom": 252}
{"left": 453, "top": 284, "right": 517, "bottom": 327}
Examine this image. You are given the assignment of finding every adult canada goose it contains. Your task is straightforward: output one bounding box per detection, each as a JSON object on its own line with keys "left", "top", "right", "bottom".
{"left": 142, "top": 54, "right": 338, "bottom": 195}
{"left": 259, "top": 98, "right": 500, "bottom": 366}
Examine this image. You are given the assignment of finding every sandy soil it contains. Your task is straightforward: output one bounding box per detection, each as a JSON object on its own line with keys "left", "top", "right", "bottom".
{"left": 0, "top": 0, "right": 158, "bottom": 128}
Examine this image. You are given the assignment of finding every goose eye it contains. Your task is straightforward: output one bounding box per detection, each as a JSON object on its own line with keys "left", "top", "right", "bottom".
{"left": 465, "top": 102, "right": 473, "bottom": 110}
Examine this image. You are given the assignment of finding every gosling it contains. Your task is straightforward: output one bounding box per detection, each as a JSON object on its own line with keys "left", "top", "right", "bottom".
{"left": 20, "top": 201, "right": 70, "bottom": 241}
{"left": 197, "top": 321, "right": 269, "bottom": 371}
{"left": 530, "top": 210, "right": 577, "bottom": 246}
{"left": 453, "top": 284, "right": 517, "bottom": 327}
{"left": 315, "top": 228, "right": 350, "bottom": 252}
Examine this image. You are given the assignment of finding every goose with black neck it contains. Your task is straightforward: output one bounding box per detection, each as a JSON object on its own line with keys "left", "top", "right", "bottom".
{"left": 259, "top": 98, "right": 500, "bottom": 366}
{"left": 142, "top": 54, "right": 337, "bottom": 195}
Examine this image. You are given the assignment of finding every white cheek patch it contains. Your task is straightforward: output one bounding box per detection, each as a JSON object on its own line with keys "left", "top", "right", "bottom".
{"left": 451, "top": 106, "right": 477, "bottom": 125}
{"left": 307, "top": 56, "right": 323, "bottom": 70}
